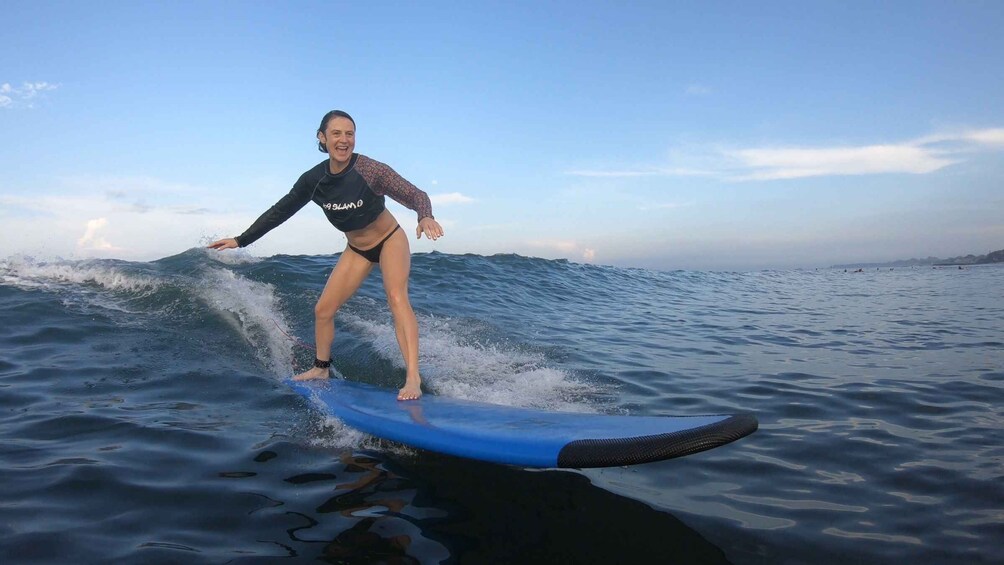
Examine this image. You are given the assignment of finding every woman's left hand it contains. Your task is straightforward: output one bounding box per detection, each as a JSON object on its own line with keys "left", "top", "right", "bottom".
{"left": 417, "top": 217, "right": 444, "bottom": 241}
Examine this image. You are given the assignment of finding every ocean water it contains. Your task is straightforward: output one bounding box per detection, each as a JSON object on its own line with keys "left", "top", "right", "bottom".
{"left": 0, "top": 250, "right": 1001, "bottom": 564}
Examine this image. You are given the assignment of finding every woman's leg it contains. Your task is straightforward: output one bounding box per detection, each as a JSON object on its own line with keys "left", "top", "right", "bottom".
{"left": 377, "top": 229, "right": 422, "bottom": 400}
{"left": 292, "top": 248, "right": 374, "bottom": 381}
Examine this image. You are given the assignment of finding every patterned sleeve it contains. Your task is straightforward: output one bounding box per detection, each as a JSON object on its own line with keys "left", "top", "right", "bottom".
{"left": 356, "top": 155, "right": 434, "bottom": 221}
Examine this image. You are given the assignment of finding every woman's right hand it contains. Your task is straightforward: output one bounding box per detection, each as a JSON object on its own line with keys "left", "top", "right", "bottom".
{"left": 207, "top": 238, "right": 239, "bottom": 250}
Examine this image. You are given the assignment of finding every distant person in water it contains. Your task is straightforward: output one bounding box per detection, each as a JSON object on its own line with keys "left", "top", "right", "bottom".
{"left": 208, "top": 110, "right": 444, "bottom": 400}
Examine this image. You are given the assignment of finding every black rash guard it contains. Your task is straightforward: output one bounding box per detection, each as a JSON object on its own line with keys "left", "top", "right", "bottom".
{"left": 234, "top": 154, "right": 434, "bottom": 247}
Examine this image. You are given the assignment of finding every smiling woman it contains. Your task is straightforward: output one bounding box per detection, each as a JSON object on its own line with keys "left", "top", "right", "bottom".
{"left": 207, "top": 110, "right": 445, "bottom": 400}
{"left": 317, "top": 109, "right": 355, "bottom": 162}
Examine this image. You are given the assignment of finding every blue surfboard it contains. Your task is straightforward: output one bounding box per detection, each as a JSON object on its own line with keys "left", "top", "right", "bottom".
{"left": 288, "top": 378, "right": 757, "bottom": 468}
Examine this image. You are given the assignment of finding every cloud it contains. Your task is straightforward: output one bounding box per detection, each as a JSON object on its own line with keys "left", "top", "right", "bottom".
{"left": 77, "top": 218, "right": 118, "bottom": 251}
{"left": 55, "top": 175, "right": 214, "bottom": 214}
{"left": 59, "top": 174, "right": 205, "bottom": 196}
{"left": 915, "top": 128, "right": 1004, "bottom": 148}
{"left": 527, "top": 239, "right": 578, "bottom": 253}
{"left": 729, "top": 144, "right": 959, "bottom": 181}
{"left": 525, "top": 239, "right": 597, "bottom": 263}
{"left": 565, "top": 167, "right": 714, "bottom": 178}
{"left": 1, "top": 81, "right": 59, "bottom": 109}
{"left": 685, "top": 83, "right": 712, "bottom": 96}
{"left": 566, "top": 170, "right": 655, "bottom": 178}
{"left": 0, "top": 177, "right": 241, "bottom": 259}
{"left": 431, "top": 192, "right": 475, "bottom": 204}
{"left": 467, "top": 222, "right": 521, "bottom": 232}
{"left": 729, "top": 128, "right": 1004, "bottom": 181}
{"left": 638, "top": 202, "right": 692, "bottom": 211}
{"left": 964, "top": 128, "right": 1004, "bottom": 146}
{"left": 567, "top": 127, "right": 1004, "bottom": 182}
{"left": 169, "top": 206, "right": 213, "bottom": 215}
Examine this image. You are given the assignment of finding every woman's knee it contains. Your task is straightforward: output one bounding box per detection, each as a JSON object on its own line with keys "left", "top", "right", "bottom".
{"left": 385, "top": 289, "right": 411, "bottom": 313}
{"left": 314, "top": 300, "right": 340, "bottom": 321}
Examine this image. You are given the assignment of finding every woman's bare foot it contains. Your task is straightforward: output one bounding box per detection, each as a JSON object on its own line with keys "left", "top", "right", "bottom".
{"left": 293, "top": 366, "right": 330, "bottom": 381}
{"left": 397, "top": 377, "right": 422, "bottom": 401}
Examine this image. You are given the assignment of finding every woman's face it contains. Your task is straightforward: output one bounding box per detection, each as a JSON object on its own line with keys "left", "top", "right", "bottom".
{"left": 318, "top": 116, "right": 355, "bottom": 165}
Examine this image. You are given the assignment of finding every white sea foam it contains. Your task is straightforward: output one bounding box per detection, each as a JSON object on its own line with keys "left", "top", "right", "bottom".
{"left": 199, "top": 267, "right": 294, "bottom": 377}
{"left": 307, "top": 414, "right": 417, "bottom": 457}
{"left": 344, "top": 313, "right": 599, "bottom": 413}
{"left": 291, "top": 369, "right": 417, "bottom": 454}
{"left": 199, "top": 246, "right": 262, "bottom": 266}
{"left": 0, "top": 256, "right": 161, "bottom": 293}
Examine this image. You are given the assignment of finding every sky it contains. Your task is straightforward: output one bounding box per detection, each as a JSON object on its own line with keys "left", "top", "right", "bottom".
{"left": 1, "top": 1, "right": 1002, "bottom": 271}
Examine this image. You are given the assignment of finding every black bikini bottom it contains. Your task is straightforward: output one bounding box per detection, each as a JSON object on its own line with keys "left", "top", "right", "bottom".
{"left": 347, "top": 225, "right": 401, "bottom": 263}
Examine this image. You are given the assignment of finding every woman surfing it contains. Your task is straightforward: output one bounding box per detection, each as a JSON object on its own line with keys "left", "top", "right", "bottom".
{"left": 208, "top": 110, "right": 443, "bottom": 400}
